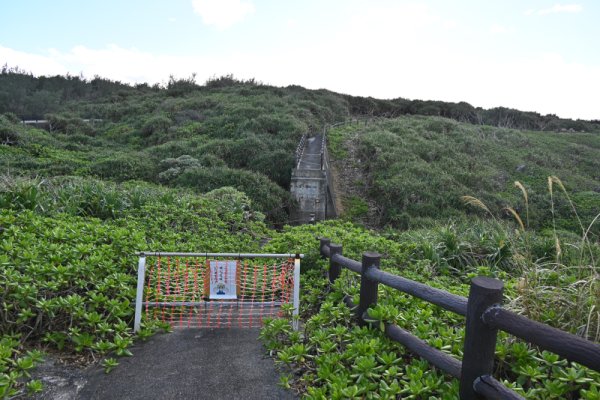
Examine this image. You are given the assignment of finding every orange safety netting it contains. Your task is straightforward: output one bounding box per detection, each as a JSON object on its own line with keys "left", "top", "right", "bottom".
{"left": 143, "top": 256, "right": 295, "bottom": 328}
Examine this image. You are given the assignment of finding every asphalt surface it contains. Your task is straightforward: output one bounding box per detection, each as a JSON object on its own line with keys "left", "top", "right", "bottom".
{"left": 77, "top": 329, "right": 296, "bottom": 400}
{"left": 297, "top": 134, "right": 323, "bottom": 170}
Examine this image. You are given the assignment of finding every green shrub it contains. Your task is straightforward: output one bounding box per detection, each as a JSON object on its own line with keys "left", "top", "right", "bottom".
{"left": 173, "top": 109, "right": 204, "bottom": 124}
{"left": 0, "top": 335, "right": 44, "bottom": 398}
{"left": 157, "top": 155, "right": 202, "bottom": 182}
{"left": 174, "top": 167, "right": 291, "bottom": 224}
{"left": 344, "top": 196, "right": 370, "bottom": 220}
{"left": 226, "top": 135, "right": 268, "bottom": 168}
{"left": 240, "top": 114, "right": 306, "bottom": 137}
{"left": 140, "top": 114, "right": 172, "bottom": 138}
{"left": 248, "top": 149, "right": 295, "bottom": 188}
{"left": 166, "top": 74, "right": 199, "bottom": 96}
{"left": 0, "top": 126, "right": 19, "bottom": 145}
{"left": 196, "top": 139, "right": 236, "bottom": 161}
{"left": 46, "top": 114, "right": 96, "bottom": 136}
{"left": 91, "top": 153, "right": 158, "bottom": 182}
{"left": 205, "top": 186, "right": 265, "bottom": 225}
{"left": 2, "top": 112, "right": 21, "bottom": 123}
{"left": 145, "top": 140, "right": 199, "bottom": 160}
{"left": 198, "top": 154, "right": 226, "bottom": 168}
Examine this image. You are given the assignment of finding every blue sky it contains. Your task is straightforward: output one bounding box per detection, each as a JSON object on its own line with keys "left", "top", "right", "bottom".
{"left": 1, "top": 0, "right": 598, "bottom": 119}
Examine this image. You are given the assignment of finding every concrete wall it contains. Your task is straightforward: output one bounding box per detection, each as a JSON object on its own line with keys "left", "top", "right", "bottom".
{"left": 322, "top": 145, "right": 337, "bottom": 219}
{"left": 290, "top": 169, "right": 327, "bottom": 224}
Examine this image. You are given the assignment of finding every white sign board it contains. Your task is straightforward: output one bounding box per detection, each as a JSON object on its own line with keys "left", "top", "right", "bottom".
{"left": 209, "top": 261, "right": 237, "bottom": 300}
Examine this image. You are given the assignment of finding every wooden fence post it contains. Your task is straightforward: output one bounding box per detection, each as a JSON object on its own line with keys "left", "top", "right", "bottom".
{"left": 320, "top": 238, "right": 330, "bottom": 259}
{"left": 357, "top": 252, "right": 380, "bottom": 325}
{"left": 459, "top": 277, "right": 504, "bottom": 400}
{"left": 328, "top": 244, "right": 342, "bottom": 284}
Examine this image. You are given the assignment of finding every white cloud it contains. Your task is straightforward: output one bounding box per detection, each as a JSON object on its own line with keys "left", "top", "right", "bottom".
{"left": 0, "top": 44, "right": 207, "bottom": 84}
{"left": 529, "top": 4, "right": 583, "bottom": 15}
{"left": 0, "top": 45, "right": 67, "bottom": 76}
{"left": 346, "top": 3, "right": 442, "bottom": 36}
{"left": 443, "top": 20, "right": 458, "bottom": 30}
{"left": 490, "top": 23, "right": 515, "bottom": 34}
{"left": 398, "top": 52, "right": 600, "bottom": 121}
{"left": 191, "top": 0, "right": 254, "bottom": 30}
{"left": 285, "top": 19, "right": 298, "bottom": 29}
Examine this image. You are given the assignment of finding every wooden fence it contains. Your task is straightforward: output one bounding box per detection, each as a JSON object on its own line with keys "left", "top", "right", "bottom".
{"left": 319, "top": 238, "right": 600, "bottom": 400}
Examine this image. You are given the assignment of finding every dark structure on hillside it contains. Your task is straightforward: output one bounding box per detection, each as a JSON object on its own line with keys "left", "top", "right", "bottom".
{"left": 290, "top": 134, "right": 336, "bottom": 224}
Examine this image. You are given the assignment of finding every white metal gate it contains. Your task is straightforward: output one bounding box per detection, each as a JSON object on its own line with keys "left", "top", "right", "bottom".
{"left": 134, "top": 252, "right": 302, "bottom": 331}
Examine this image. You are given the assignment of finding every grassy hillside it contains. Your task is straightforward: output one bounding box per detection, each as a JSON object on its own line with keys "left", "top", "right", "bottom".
{"left": 329, "top": 116, "right": 600, "bottom": 237}
{"left": 1, "top": 71, "right": 599, "bottom": 226}
{"left": 0, "top": 81, "right": 350, "bottom": 224}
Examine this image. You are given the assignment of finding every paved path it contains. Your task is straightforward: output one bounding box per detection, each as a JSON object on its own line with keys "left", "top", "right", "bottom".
{"left": 297, "top": 134, "right": 323, "bottom": 170}
{"left": 77, "top": 329, "right": 295, "bottom": 400}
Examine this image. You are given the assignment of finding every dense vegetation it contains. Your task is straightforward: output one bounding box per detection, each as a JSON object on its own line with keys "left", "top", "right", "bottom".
{"left": 0, "top": 69, "right": 599, "bottom": 398}
{"left": 0, "top": 71, "right": 353, "bottom": 225}
{"left": 329, "top": 117, "right": 600, "bottom": 236}
{"left": 3, "top": 65, "right": 600, "bottom": 133}
{"left": 261, "top": 221, "right": 600, "bottom": 399}
{"left": 0, "top": 177, "right": 270, "bottom": 397}
{"left": 258, "top": 117, "right": 599, "bottom": 399}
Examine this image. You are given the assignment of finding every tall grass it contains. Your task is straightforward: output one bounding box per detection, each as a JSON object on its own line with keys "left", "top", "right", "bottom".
{"left": 0, "top": 174, "right": 183, "bottom": 219}
{"left": 463, "top": 177, "right": 600, "bottom": 341}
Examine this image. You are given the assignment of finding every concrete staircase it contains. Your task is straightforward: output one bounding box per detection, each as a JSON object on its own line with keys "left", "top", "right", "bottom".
{"left": 290, "top": 134, "right": 337, "bottom": 224}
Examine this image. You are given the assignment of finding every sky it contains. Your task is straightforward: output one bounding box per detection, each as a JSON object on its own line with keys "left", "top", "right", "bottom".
{"left": 1, "top": 0, "right": 599, "bottom": 120}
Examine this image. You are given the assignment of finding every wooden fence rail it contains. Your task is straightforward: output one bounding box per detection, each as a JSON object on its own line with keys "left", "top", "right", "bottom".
{"left": 319, "top": 238, "right": 600, "bottom": 400}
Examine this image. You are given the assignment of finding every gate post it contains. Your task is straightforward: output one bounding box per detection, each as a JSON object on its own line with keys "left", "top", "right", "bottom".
{"left": 292, "top": 256, "right": 301, "bottom": 331}
{"left": 134, "top": 256, "right": 147, "bottom": 333}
